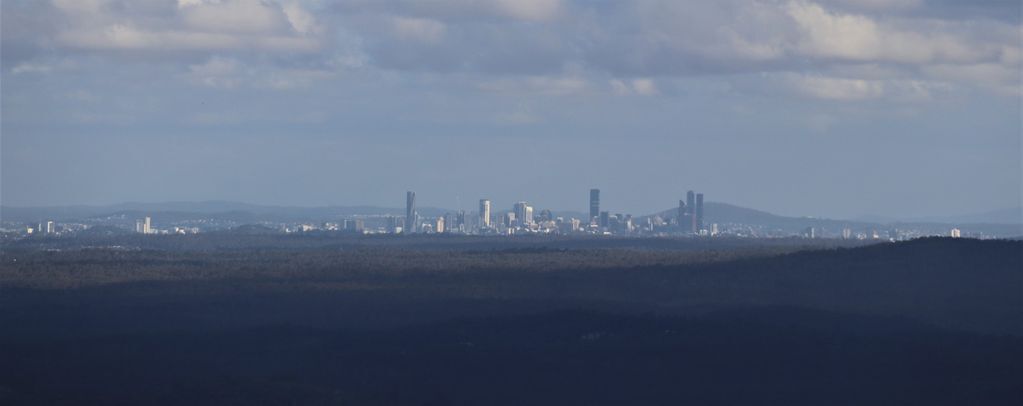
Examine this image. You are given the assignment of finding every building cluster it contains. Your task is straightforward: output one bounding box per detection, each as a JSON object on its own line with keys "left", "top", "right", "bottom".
{"left": 129, "top": 216, "right": 198, "bottom": 235}
{"left": 1, "top": 191, "right": 993, "bottom": 240}
{"left": 393, "top": 189, "right": 710, "bottom": 236}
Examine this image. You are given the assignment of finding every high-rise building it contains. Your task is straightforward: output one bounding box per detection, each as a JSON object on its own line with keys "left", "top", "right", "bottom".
{"left": 38, "top": 220, "right": 55, "bottom": 235}
{"left": 406, "top": 191, "right": 417, "bottom": 234}
{"left": 696, "top": 193, "right": 704, "bottom": 232}
{"left": 677, "top": 200, "right": 686, "bottom": 226}
{"left": 589, "top": 189, "right": 600, "bottom": 222}
{"left": 344, "top": 219, "right": 365, "bottom": 233}
{"left": 504, "top": 212, "right": 516, "bottom": 227}
{"left": 686, "top": 190, "right": 697, "bottom": 233}
{"left": 456, "top": 211, "right": 466, "bottom": 229}
{"left": 599, "top": 211, "right": 610, "bottom": 228}
{"left": 511, "top": 202, "right": 535, "bottom": 226}
{"left": 950, "top": 228, "right": 961, "bottom": 238}
{"left": 479, "top": 199, "right": 491, "bottom": 230}
{"left": 136, "top": 216, "right": 152, "bottom": 234}
{"left": 387, "top": 216, "right": 401, "bottom": 234}
{"left": 435, "top": 216, "right": 445, "bottom": 234}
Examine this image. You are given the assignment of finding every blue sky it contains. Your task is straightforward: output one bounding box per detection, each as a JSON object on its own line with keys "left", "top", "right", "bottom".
{"left": 2, "top": 0, "right": 1020, "bottom": 218}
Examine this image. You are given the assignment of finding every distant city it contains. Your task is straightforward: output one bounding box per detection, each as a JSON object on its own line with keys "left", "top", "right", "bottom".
{"left": 3, "top": 188, "right": 1001, "bottom": 241}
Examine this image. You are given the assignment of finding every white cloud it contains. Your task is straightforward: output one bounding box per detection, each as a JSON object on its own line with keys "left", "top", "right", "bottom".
{"left": 390, "top": 17, "right": 446, "bottom": 43}
{"left": 825, "top": 0, "right": 923, "bottom": 11}
{"left": 785, "top": 1, "right": 996, "bottom": 65}
{"left": 187, "top": 56, "right": 332, "bottom": 90}
{"left": 478, "top": 75, "right": 589, "bottom": 95}
{"left": 790, "top": 75, "right": 885, "bottom": 100}
{"left": 50, "top": 0, "right": 322, "bottom": 52}
{"left": 923, "top": 63, "right": 1021, "bottom": 95}
{"left": 179, "top": 0, "right": 289, "bottom": 34}
{"left": 282, "top": 2, "right": 321, "bottom": 34}
{"left": 12, "top": 63, "right": 53, "bottom": 75}
{"left": 492, "top": 0, "right": 563, "bottom": 22}
{"left": 610, "top": 78, "right": 658, "bottom": 95}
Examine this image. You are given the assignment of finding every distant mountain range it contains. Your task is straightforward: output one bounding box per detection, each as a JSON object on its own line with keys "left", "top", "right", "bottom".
{"left": 644, "top": 202, "right": 877, "bottom": 232}
{"left": 1, "top": 200, "right": 1020, "bottom": 236}
{"left": 855, "top": 207, "right": 1023, "bottom": 225}
{"left": 645, "top": 202, "right": 1022, "bottom": 236}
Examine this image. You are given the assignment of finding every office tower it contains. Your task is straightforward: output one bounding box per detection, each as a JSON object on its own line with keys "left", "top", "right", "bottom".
{"left": 479, "top": 199, "right": 491, "bottom": 229}
{"left": 136, "top": 216, "right": 153, "bottom": 234}
{"left": 599, "top": 211, "right": 610, "bottom": 228}
{"left": 435, "top": 216, "right": 445, "bottom": 234}
{"left": 504, "top": 212, "right": 516, "bottom": 227}
{"left": 344, "top": 219, "right": 364, "bottom": 233}
{"left": 696, "top": 193, "right": 704, "bottom": 232}
{"left": 513, "top": 202, "right": 529, "bottom": 226}
{"left": 589, "top": 189, "right": 600, "bottom": 222}
{"left": 387, "top": 216, "right": 400, "bottom": 234}
{"left": 950, "top": 228, "right": 961, "bottom": 238}
{"left": 842, "top": 228, "right": 852, "bottom": 239}
{"left": 686, "top": 191, "right": 695, "bottom": 216}
{"left": 678, "top": 200, "right": 685, "bottom": 226}
{"left": 406, "top": 191, "right": 417, "bottom": 234}
{"left": 524, "top": 206, "right": 534, "bottom": 225}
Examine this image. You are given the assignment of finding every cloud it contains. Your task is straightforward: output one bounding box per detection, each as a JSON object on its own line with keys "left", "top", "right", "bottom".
{"left": 491, "top": 0, "right": 562, "bottom": 21}
{"left": 785, "top": 1, "right": 995, "bottom": 65}
{"left": 179, "top": 0, "right": 290, "bottom": 34}
{"left": 11, "top": 62, "right": 53, "bottom": 75}
{"left": 610, "top": 78, "right": 658, "bottom": 96}
{"left": 2, "top": 0, "right": 1018, "bottom": 100}
{"left": 390, "top": 17, "right": 446, "bottom": 43}
{"left": 790, "top": 75, "right": 885, "bottom": 100}
{"left": 823, "top": 0, "right": 923, "bottom": 12}
{"left": 47, "top": 0, "right": 322, "bottom": 53}
{"left": 477, "top": 75, "right": 589, "bottom": 95}
{"left": 186, "top": 55, "right": 332, "bottom": 89}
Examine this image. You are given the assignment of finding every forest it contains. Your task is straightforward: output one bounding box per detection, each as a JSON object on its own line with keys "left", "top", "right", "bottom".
{"left": 1, "top": 236, "right": 1021, "bottom": 404}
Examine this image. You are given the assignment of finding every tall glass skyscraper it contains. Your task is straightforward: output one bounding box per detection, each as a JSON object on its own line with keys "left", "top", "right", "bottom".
{"left": 696, "top": 193, "right": 704, "bottom": 232}
{"left": 406, "top": 191, "right": 417, "bottom": 234}
{"left": 589, "top": 189, "right": 600, "bottom": 222}
{"left": 686, "top": 190, "right": 696, "bottom": 233}
{"left": 479, "top": 199, "right": 491, "bottom": 229}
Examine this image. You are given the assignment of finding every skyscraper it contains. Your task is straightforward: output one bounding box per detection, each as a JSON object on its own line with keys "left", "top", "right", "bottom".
{"left": 686, "top": 190, "right": 696, "bottom": 233}
{"left": 479, "top": 199, "right": 491, "bottom": 230}
{"left": 406, "top": 191, "right": 417, "bottom": 234}
{"left": 513, "top": 202, "right": 533, "bottom": 226}
{"left": 696, "top": 193, "right": 704, "bottom": 232}
{"left": 589, "top": 189, "right": 600, "bottom": 222}
{"left": 677, "top": 200, "right": 686, "bottom": 226}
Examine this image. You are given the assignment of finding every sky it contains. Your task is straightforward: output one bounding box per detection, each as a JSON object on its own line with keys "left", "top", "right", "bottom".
{"left": 1, "top": 0, "right": 1020, "bottom": 219}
